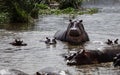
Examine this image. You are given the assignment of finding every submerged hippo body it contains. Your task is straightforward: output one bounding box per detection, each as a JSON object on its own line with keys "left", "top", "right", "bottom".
{"left": 10, "top": 39, "right": 27, "bottom": 46}
{"left": 0, "top": 69, "right": 28, "bottom": 75}
{"left": 65, "top": 45, "right": 120, "bottom": 65}
{"left": 54, "top": 20, "right": 89, "bottom": 44}
{"left": 0, "top": 68, "right": 70, "bottom": 75}
{"left": 45, "top": 37, "right": 57, "bottom": 45}
{"left": 35, "top": 67, "right": 70, "bottom": 75}
{"left": 113, "top": 53, "right": 120, "bottom": 67}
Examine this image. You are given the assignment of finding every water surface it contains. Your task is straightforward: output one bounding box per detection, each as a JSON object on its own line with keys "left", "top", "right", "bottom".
{"left": 0, "top": 6, "right": 120, "bottom": 75}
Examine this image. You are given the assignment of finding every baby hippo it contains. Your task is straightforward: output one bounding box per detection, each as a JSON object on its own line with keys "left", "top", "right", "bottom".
{"left": 105, "top": 39, "right": 119, "bottom": 45}
{"left": 10, "top": 39, "right": 27, "bottom": 46}
{"left": 45, "top": 37, "right": 57, "bottom": 45}
{"left": 34, "top": 67, "right": 71, "bottom": 75}
{"left": 0, "top": 68, "right": 71, "bottom": 75}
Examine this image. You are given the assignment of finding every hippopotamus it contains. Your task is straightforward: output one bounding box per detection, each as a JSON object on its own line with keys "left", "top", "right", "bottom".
{"left": 113, "top": 53, "right": 120, "bottom": 67}
{"left": 34, "top": 67, "right": 70, "bottom": 75}
{"left": 0, "top": 69, "right": 28, "bottom": 75}
{"left": 45, "top": 37, "right": 57, "bottom": 45}
{"left": 105, "top": 39, "right": 119, "bottom": 45}
{"left": 65, "top": 44, "right": 120, "bottom": 65}
{"left": 0, "top": 68, "right": 70, "bottom": 75}
{"left": 9, "top": 39, "right": 27, "bottom": 46}
{"left": 54, "top": 20, "right": 89, "bottom": 45}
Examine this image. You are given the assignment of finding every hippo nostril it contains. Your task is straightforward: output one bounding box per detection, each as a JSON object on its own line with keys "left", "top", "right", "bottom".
{"left": 69, "top": 30, "right": 80, "bottom": 37}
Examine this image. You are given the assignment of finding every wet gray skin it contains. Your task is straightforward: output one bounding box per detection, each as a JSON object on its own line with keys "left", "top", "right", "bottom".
{"left": 0, "top": 69, "right": 29, "bottom": 75}
{"left": 0, "top": 68, "right": 70, "bottom": 75}
{"left": 54, "top": 20, "right": 89, "bottom": 44}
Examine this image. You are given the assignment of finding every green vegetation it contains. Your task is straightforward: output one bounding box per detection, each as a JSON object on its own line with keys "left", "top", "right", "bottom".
{"left": 57, "top": 0, "right": 83, "bottom": 9}
{"left": 0, "top": 13, "right": 9, "bottom": 24}
{"left": 38, "top": 6, "right": 98, "bottom": 15}
{"left": 0, "top": 0, "right": 39, "bottom": 23}
{"left": 36, "top": 3, "right": 50, "bottom": 9}
{"left": 0, "top": 0, "right": 98, "bottom": 24}
{"left": 37, "top": 1, "right": 98, "bottom": 15}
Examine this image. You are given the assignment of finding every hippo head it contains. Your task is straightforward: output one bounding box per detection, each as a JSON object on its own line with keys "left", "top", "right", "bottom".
{"left": 66, "top": 20, "right": 88, "bottom": 44}
{"left": 66, "top": 50, "right": 92, "bottom": 65}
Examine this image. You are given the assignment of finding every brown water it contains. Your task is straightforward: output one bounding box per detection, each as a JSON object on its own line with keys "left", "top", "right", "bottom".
{"left": 0, "top": 8, "right": 120, "bottom": 75}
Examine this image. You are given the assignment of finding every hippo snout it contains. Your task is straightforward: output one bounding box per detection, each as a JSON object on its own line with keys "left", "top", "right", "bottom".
{"left": 69, "top": 29, "right": 80, "bottom": 37}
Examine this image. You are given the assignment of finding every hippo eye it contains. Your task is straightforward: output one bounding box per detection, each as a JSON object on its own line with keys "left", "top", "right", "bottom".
{"left": 77, "top": 23, "right": 83, "bottom": 32}
{"left": 75, "top": 23, "right": 79, "bottom": 27}
{"left": 69, "top": 22, "right": 73, "bottom": 28}
{"left": 36, "top": 72, "right": 42, "bottom": 75}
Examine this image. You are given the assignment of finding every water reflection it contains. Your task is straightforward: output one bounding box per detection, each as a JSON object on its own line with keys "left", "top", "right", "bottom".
{"left": 76, "top": 63, "right": 120, "bottom": 75}
{"left": 0, "top": 23, "right": 35, "bottom": 31}
{"left": 4, "top": 48, "right": 22, "bottom": 53}
{"left": 46, "top": 44, "right": 56, "bottom": 48}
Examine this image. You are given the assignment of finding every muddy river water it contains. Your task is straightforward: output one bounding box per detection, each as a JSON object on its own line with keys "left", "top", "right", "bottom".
{"left": 0, "top": 3, "right": 120, "bottom": 75}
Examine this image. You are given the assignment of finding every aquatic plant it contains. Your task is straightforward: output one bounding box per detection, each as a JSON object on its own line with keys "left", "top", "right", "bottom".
{"left": 62, "top": 7, "right": 75, "bottom": 14}
{"left": 87, "top": 8, "right": 99, "bottom": 14}
{"left": 36, "top": 3, "right": 49, "bottom": 9}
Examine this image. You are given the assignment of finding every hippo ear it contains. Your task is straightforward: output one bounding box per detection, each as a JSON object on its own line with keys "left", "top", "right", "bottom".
{"left": 115, "top": 39, "right": 119, "bottom": 41}
{"left": 81, "top": 49, "right": 85, "bottom": 54}
{"left": 69, "top": 19, "right": 72, "bottom": 23}
{"left": 79, "top": 20, "right": 83, "bottom": 23}
{"left": 36, "top": 72, "right": 41, "bottom": 75}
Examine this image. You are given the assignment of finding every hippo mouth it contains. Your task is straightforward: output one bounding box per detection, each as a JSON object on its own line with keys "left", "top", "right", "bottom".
{"left": 69, "top": 30, "right": 80, "bottom": 37}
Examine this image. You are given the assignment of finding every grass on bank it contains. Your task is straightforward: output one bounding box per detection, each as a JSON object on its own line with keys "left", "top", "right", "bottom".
{"left": 0, "top": 3, "right": 98, "bottom": 24}
{"left": 37, "top": 3, "right": 98, "bottom": 15}
{"left": 38, "top": 7, "right": 98, "bottom": 15}
{"left": 0, "top": 12, "right": 9, "bottom": 24}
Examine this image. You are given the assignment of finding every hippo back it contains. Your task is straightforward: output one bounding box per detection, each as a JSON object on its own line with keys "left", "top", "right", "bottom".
{"left": 0, "top": 69, "right": 28, "bottom": 75}
{"left": 66, "top": 45, "right": 120, "bottom": 65}
{"left": 54, "top": 30, "right": 67, "bottom": 41}
{"left": 35, "top": 67, "right": 71, "bottom": 75}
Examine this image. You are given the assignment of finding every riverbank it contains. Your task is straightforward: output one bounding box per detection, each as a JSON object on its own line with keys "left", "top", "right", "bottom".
{"left": 38, "top": 7, "right": 98, "bottom": 15}
{"left": 0, "top": 7, "right": 98, "bottom": 24}
{"left": 0, "top": 13, "right": 9, "bottom": 24}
